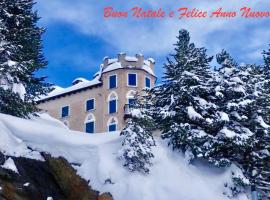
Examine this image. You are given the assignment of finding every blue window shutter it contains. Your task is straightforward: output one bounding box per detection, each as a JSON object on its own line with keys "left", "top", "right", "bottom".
{"left": 61, "top": 106, "right": 69, "bottom": 118}
{"left": 86, "top": 99, "right": 94, "bottom": 111}
{"left": 109, "top": 124, "right": 117, "bottom": 132}
{"left": 109, "top": 75, "right": 116, "bottom": 89}
{"left": 128, "top": 74, "right": 137, "bottom": 86}
{"left": 145, "top": 77, "right": 151, "bottom": 88}
{"left": 86, "top": 122, "right": 94, "bottom": 133}
{"left": 109, "top": 100, "right": 117, "bottom": 114}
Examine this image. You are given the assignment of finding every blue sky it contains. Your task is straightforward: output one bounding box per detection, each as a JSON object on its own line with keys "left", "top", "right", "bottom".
{"left": 35, "top": 0, "right": 270, "bottom": 87}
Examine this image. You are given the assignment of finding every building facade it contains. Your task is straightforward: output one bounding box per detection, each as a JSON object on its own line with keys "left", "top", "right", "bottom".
{"left": 37, "top": 53, "right": 156, "bottom": 133}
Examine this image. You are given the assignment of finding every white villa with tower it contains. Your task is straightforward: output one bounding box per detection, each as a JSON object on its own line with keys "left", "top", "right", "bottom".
{"left": 37, "top": 53, "right": 156, "bottom": 133}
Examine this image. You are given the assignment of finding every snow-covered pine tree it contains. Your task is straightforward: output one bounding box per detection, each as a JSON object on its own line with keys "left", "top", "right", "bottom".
{"left": 204, "top": 50, "right": 255, "bottom": 168}
{"left": 262, "top": 46, "right": 270, "bottom": 125}
{"left": 0, "top": 0, "right": 51, "bottom": 117}
{"left": 209, "top": 50, "right": 270, "bottom": 198}
{"left": 151, "top": 29, "right": 223, "bottom": 162}
{"left": 263, "top": 45, "right": 270, "bottom": 71}
{"left": 119, "top": 95, "right": 156, "bottom": 174}
{"left": 249, "top": 48, "right": 270, "bottom": 199}
{"left": 240, "top": 64, "right": 270, "bottom": 200}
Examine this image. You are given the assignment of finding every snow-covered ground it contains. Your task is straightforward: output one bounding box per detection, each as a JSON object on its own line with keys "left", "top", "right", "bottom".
{"left": 0, "top": 113, "right": 249, "bottom": 200}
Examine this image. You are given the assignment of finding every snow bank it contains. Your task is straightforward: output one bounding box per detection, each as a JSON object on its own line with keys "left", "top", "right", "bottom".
{"left": 0, "top": 120, "right": 42, "bottom": 160}
{"left": 31, "top": 113, "right": 68, "bottom": 130}
{"left": 0, "top": 114, "right": 248, "bottom": 200}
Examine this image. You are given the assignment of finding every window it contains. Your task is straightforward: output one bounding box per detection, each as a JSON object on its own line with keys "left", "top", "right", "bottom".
{"left": 128, "top": 98, "right": 135, "bottom": 106}
{"left": 85, "top": 114, "right": 95, "bottom": 133}
{"left": 109, "top": 75, "right": 117, "bottom": 89}
{"left": 109, "top": 100, "right": 117, "bottom": 114}
{"left": 128, "top": 73, "right": 137, "bottom": 87}
{"left": 108, "top": 117, "right": 118, "bottom": 132}
{"left": 61, "top": 106, "right": 69, "bottom": 118}
{"left": 86, "top": 99, "right": 94, "bottom": 111}
{"left": 86, "top": 122, "right": 94, "bottom": 133}
{"left": 145, "top": 77, "right": 151, "bottom": 88}
{"left": 126, "top": 90, "right": 136, "bottom": 106}
{"left": 109, "top": 124, "right": 117, "bottom": 132}
{"left": 126, "top": 90, "right": 136, "bottom": 114}
{"left": 108, "top": 92, "right": 118, "bottom": 114}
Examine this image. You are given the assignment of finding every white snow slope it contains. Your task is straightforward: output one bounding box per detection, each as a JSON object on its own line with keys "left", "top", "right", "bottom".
{"left": 0, "top": 113, "right": 248, "bottom": 200}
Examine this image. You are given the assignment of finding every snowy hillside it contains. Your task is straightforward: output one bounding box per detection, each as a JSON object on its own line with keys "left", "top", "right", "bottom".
{"left": 0, "top": 113, "right": 249, "bottom": 200}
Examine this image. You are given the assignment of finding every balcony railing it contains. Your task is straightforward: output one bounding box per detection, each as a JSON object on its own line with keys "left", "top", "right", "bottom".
{"left": 124, "top": 104, "right": 132, "bottom": 119}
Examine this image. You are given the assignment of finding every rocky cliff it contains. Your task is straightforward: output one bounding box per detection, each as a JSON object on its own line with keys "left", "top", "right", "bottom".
{"left": 0, "top": 152, "right": 112, "bottom": 200}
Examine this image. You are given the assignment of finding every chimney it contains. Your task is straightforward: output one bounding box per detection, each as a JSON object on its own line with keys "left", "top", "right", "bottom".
{"left": 136, "top": 53, "right": 144, "bottom": 67}
{"left": 118, "top": 52, "right": 126, "bottom": 63}
{"left": 147, "top": 58, "right": 155, "bottom": 69}
{"left": 103, "top": 56, "right": 109, "bottom": 67}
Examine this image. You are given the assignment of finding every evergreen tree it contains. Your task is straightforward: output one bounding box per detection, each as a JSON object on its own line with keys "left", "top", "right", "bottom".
{"left": 151, "top": 29, "right": 222, "bottom": 161}
{"left": 210, "top": 50, "right": 270, "bottom": 198}
{"left": 263, "top": 45, "right": 270, "bottom": 73}
{"left": 241, "top": 64, "right": 270, "bottom": 200}
{"left": 0, "top": 0, "right": 51, "bottom": 117}
{"left": 250, "top": 48, "right": 270, "bottom": 199}
{"left": 262, "top": 46, "right": 270, "bottom": 125}
{"left": 205, "top": 50, "right": 255, "bottom": 168}
{"left": 118, "top": 95, "right": 156, "bottom": 174}
{"left": 150, "top": 30, "right": 270, "bottom": 198}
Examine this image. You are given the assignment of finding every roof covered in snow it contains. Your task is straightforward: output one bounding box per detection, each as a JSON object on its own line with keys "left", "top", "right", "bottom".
{"left": 38, "top": 76, "right": 102, "bottom": 102}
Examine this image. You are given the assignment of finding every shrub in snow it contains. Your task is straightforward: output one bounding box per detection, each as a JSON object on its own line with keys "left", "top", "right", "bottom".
{"left": 0, "top": 0, "right": 51, "bottom": 117}
{"left": 119, "top": 119, "right": 155, "bottom": 174}
{"left": 119, "top": 95, "right": 156, "bottom": 174}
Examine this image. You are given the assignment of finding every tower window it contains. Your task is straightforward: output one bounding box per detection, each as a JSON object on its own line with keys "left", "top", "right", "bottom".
{"left": 109, "top": 75, "right": 117, "bottom": 89}
{"left": 109, "top": 100, "right": 117, "bottom": 114}
{"left": 108, "top": 92, "right": 118, "bottom": 114}
{"left": 128, "top": 73, "right": 137, "bottom": 87}
{"left": 145, "top": 77, "right": 151, "bottom": 88}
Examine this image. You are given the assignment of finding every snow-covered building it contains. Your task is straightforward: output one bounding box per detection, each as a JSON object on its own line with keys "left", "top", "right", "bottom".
{"left": 37, "top": 53, "right": 156, "bottom": 133}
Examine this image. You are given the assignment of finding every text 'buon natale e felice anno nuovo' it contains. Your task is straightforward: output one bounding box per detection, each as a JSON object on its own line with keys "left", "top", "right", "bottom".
{"left": 104, "top": 7, "right": 270, "bottom": 19}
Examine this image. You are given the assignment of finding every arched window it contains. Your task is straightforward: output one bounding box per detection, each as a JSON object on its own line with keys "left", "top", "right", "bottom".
{"left": 107, "top": 117, "right": 118, "bottom": 132}
{"left": 108, "top": 92, "right": 118, "bottom": 114}
{"left": 126, "top": 90, "right": 136, "bottom": 106}
{"left": 84, "top": 114, "right": 95, "bottom": 133}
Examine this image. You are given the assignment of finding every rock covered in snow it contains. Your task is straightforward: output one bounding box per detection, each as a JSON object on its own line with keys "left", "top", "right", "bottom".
{"left": 1, "top": 157, "right": 19, "bottom": 174}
